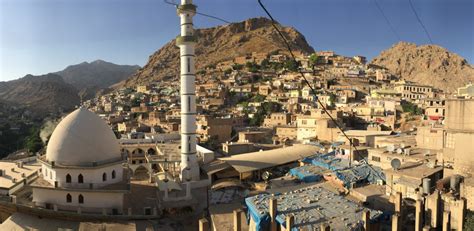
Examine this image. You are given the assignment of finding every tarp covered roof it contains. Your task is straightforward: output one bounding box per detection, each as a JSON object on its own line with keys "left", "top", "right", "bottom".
{"left": 219, "top": 144, "right": 320, "bottom": 173}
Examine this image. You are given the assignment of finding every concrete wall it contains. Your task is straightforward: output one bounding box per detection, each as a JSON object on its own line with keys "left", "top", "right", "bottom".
{"left": 32, "top": 188, "right": 124, "bottom": 213}
{"left": 445, "top": 99, "right": 474, "bottom": 131}
{"left": 416, "top": 126, "right": 444, "bottom": 150}
{"left": 42, "top": 163, "right": 124, "bottom": 187}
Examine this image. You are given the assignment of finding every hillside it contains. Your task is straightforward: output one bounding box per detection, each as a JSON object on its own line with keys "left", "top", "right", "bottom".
{"left": 123, "top": 17, "right": 314, "bottom": 86}
{"left": 55, "top": 60, "right": 140, "bottom": 99}
{"left": 0, "top": 74, "right": 80, "bottom": 115}
{"left": 371, "top": 42, "right": 474, "bottom": 92}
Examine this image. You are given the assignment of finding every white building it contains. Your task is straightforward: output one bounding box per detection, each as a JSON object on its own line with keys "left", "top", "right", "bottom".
{"left": 31, "top": 108, "right": 129, "bottom": 214}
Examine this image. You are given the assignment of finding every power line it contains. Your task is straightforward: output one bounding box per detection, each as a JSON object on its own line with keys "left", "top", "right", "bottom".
{"left": 408, "top": 0, "right": 433, "bottom": 44}
{"left": 256, "top": 0, "right": 388, "bottom": 185}
{"left": 372, "top": 0, "right": 402, "bottom": 41}
{"left": 163, "top": 0, "right": 231, "bottom": 24}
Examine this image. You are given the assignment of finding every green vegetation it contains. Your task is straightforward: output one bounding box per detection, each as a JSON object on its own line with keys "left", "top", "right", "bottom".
{"left": 24, "top": 127, "right": 43, "bottom": 153}
{"left": 0, "top": 122, "right": 43, "bottom": 157}
{"left": 270, "top": 62, "right": 284, "bottom": 71}
{"left": 249, "top": 102, "right": 282, "bottom": 126}
{"left": 309, "top": 53, "right": 319, "bottom": 69}
{"left": 232, "top": 63, "right": 244, "bottom": 71}
{"left": 245, "top": 62, "right": 260, "bottom": 73}
{"left": 465, "top": 210, "right": 474, "bottom": 231}
{"left": 401, "top": 101, "right": 423, "bottom": 115}
{"left": 260, "top": 58, "right": 270, "bottom": 69}
{"left": 224, "top": 68, "right": 232, "bottom": 75}
{"left": 284, "top": 59, "right": 300, "bottom": 72}
{"left": 251, "top": 94, "right": 266, "bottom": 102}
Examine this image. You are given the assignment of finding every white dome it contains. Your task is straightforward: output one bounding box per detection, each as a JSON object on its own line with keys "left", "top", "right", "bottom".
{"left": 46, "top": 107, "right": 121, "bottom": 166}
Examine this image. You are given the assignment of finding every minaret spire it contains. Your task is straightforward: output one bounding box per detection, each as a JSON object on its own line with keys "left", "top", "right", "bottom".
{"left": 176, "top": 0, "right": 199, "bottom": 181}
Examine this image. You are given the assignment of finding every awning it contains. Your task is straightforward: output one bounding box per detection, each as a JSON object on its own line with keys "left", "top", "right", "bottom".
{"left": 219, "top": 144, "right": 320, "bottom": 173}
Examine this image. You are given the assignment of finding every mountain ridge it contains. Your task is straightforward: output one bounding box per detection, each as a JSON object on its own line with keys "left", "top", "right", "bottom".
{"left": 123, "top": 17, "right": 314, "bottom": 87}
{"left": 371, "top": 41, "right": 474, "bottom": 92}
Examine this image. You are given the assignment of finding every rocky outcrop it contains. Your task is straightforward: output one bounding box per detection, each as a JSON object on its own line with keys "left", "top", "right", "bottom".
{"left": 371, "top": 42, "right": 474, "bottom": 92}
{"left": 123, "top": 17, "right": 314, "bottom": 87}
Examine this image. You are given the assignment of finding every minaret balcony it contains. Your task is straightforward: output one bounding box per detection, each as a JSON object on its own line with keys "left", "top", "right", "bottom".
{"left": 177, "top": 4, "right": 196, "bottom": 15}
{"left": 176, "top": 35, "right": 197, "bottom": 46}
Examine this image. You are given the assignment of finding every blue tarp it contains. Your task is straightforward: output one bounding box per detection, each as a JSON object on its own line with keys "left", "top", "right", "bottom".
{"left": 335, "top": 164, "right": 386, "bottom": 188}
{"left": 289, "top": 165, "right": 323, "bottom": 183}
{"left": 245, "top": 196, "right": 270, "bottom": 231}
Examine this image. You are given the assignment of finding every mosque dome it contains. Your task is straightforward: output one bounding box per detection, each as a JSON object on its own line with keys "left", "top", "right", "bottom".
{"left": 45, "top": 107, "right": 121, "bottom": 166}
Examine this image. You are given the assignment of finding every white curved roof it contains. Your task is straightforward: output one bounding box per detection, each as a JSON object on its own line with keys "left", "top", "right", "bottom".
{"left": 46, "top": 107, "right": 121, "bottom": 166}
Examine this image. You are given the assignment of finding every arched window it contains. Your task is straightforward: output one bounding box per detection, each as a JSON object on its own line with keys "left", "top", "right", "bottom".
{"left": 66, "top": 174, "right": 71, "bottom": 183}
{"left": 78, "top": 174, "right": 84, "bottom": 183}
{"left": 112, "top": 170, "right": 116, "bottom": 179}
{"left": 102, "top": 173, "right": 107, "bottom": 182}
{"left": 66, "top": 193, "right": 72, "bottom": 203}
{"left": 78, "top": 194, "right": 84, "bottom": 204}
{"left": 45, "top": 170, "right": 48, "bottom": 177}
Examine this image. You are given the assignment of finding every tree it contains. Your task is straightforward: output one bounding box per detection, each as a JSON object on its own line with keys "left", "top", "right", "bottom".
{"left": 249, "top": 102, "right": 282, "bottom": 126}
{"left": 224, "top": 68, "right": 232, "bottom": 75}
{"left": 260, "top": 58, "right": 270, "bottom": 69}
{"left": 232, "top": 64, "right": 244, "bottom": 71}
{"left": 401, "top": 101, "right": 423, "bottom": 115}
{"left": 309, "top": 53, "right": 319, "bottom": 70}
{"left": 24, "top": 127, "right": 42, "bottom": 153}
{"left": 284, "top": 59, "right": 300, "bottom": 72}
{"left": 245, "top": 62, "right": 260, "bottom": 73}
{"left": 252, "top": 94, "right": 266, "bottom": 102}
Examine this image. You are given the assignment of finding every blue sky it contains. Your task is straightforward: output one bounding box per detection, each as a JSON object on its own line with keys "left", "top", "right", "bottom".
{"left": 0, "top": 0, "right": 472, "bottom": 81}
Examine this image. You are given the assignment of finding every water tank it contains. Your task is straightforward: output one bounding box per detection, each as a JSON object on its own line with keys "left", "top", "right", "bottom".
{"left": 422, "top": 178, "right": 431, "bottom": 195}
{"left": 450, "top": 175, "right": 461, "bottom": 192}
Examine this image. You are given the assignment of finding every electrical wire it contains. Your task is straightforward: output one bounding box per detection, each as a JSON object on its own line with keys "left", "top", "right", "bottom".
{"left": 372, "top": 0, "right": 402, "bottom": 41}
{"left": 257, "top": 0, "right": 389, "bottom": 185}
{"left": 408, "top": 0, "right": 433, "bottom": 44}
{"left": 163, "top": 0, "right": 231, "bottom": 24}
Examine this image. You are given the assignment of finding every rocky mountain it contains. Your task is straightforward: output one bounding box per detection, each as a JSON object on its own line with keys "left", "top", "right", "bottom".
{"left": 123, "top": 17, "right": 314, "bottom": 86}
{"left": 0, "top": 74, "right": 80, "bottom": 115}
{"left": 371, "top": 42, "right": 474, "bottom": 92}
{"left": 55, "top": 60, "right": 140, "bottom": 99}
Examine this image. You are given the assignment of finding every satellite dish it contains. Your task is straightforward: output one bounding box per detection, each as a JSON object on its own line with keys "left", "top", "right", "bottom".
{"left": 391, "top": 158, "right": 401, "bottom": 170}
{"left": 387, "top": 145, "right": 395, "bottom": 152}
{"left": 396, "top": 148, "right": 403, "bottom": 154}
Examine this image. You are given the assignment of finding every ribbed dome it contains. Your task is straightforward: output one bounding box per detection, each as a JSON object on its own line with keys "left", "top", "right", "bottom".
{"left": 46, "top": 107, "right": 120, "bottom": 166}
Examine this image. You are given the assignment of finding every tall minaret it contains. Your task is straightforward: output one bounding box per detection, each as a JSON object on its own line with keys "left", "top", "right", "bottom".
{"left": 176, "top": 0, "right": 199, "bottom": 181}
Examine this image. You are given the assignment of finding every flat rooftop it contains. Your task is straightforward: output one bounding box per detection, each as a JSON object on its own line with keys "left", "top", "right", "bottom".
{"left": 245, "top": 185, "right": 383, "bottom": 230}
{"left": 0, "top": 161, "right": 40, "bottom": 190}
{"left": 384, "top": 162, "right": 443, "bottom": 179}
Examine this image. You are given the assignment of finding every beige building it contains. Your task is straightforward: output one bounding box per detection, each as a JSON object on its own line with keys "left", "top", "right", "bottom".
{"left": 457, "top": 83, "right": 474, "bottom": 98}
{"left": 394, "top": 81, "right": 434, "bottom": 100}
{"left": 296, "top": 111, "right": 342, "bottom": 142}
{"left": 416, "top": 126, "right": 444, "bottom": 150}
{"left": 263, "top": 113, "right": 291, "bottom": 127}
{"left": 443, "top": 99, "right": 474, "bottom": 175}
{"left": 136, "top": 85, "right": 150, "bottom": 94}
{"left": 196, "top": 115, "right": 233, "bottom": 143}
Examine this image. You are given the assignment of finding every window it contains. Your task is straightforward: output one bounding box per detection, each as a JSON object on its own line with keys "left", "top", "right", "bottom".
{"left": 66, "top": 194, "right": 72, "bottom": 203}
{"left": 187, "top": 58, "right": 191, "bottom": 72}
{"left": 102, "top": 173, "right": 107, "bottom": 182}
{"left": 45, "top": 170, "right": 48, "bottom": 177}
{"left": 371, "top": 156, "right": 381, "bottom": 162}
{"left": 188, "top": 96, "right": 191, "bottom": 112}
{"left": 78, "top": 194, "right": 84, "bottom": 204}
{"left": 112, "top": 170, "right": 116, "bottom": 179}
{"left": 66, "top": 174, "right": 71, "bottom": 183}
{"left": 78, "top": 174, "right": 84, "bottom": 183}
